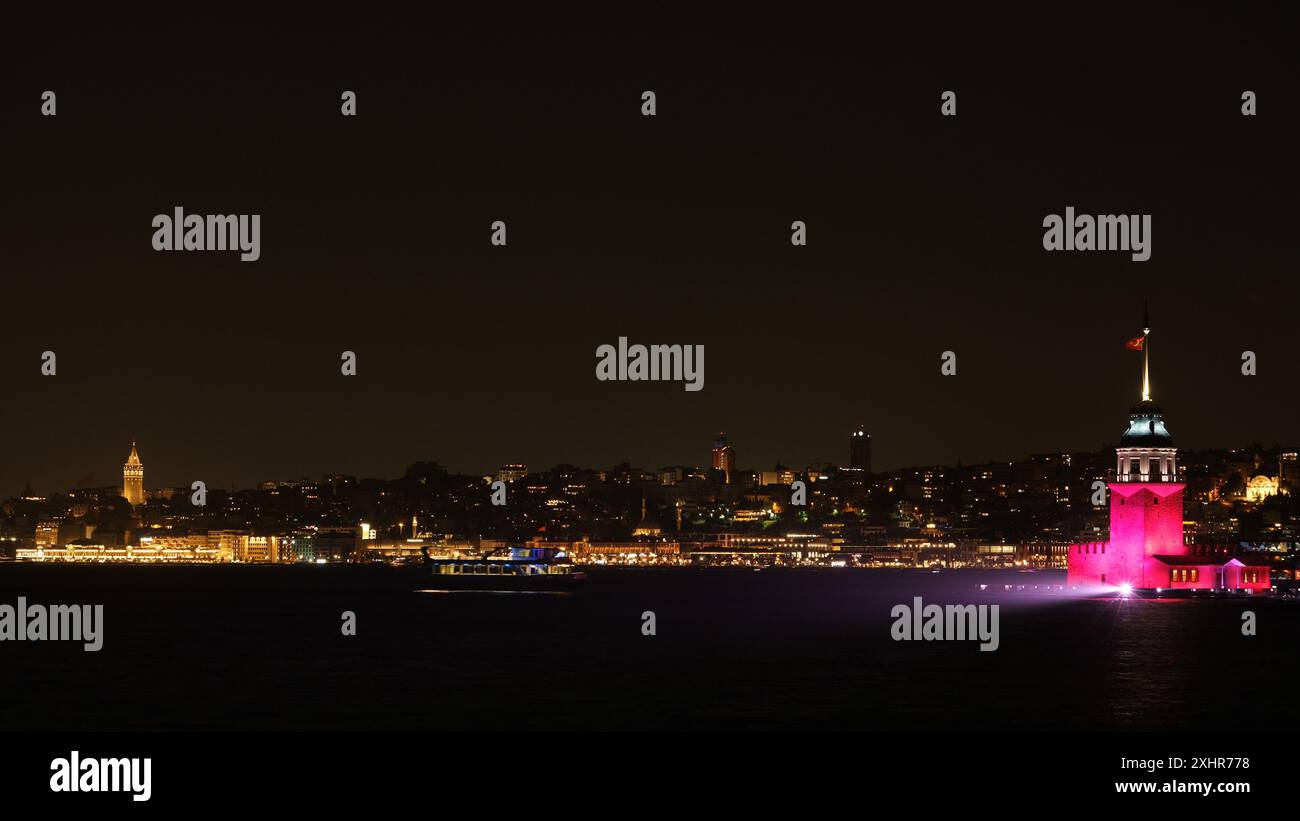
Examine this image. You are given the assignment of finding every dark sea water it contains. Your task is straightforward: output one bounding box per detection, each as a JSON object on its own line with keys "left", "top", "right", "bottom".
{"left": 0, "top": 564, "right": 1293, "bottom": 731}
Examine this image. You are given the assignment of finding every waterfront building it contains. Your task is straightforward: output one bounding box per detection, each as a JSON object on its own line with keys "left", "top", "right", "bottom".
{"left": 1067, "top": 313, "right": 1271, "bottom": 591}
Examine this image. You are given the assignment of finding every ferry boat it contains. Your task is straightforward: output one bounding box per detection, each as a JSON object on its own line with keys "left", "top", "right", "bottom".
{"left": 420, "top": 546, "right": 586, "bottom": 592}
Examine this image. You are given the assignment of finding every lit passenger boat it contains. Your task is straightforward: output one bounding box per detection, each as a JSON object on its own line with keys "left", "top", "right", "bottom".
{"left": 421, "top": 546, "right": 585, "bottom": 591}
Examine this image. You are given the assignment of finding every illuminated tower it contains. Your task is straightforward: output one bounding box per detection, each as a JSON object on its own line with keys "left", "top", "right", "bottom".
{"left": 1107, "top": 309, "right": 1186, "bottom": 584}
{"left": 123, "top": 442, "right": 144, "bottom": 506}
{"left": 1069, "top": 307, "right": 1271, "bottom": 592}
{"left": 1069, "top": 309, "right": 1186, "bottom": 588}
{"left": 711, "top": 433, "right": 735, "bottom": 484}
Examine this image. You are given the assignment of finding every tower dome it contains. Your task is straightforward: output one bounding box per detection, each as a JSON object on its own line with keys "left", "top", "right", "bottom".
{"left": 1119, "top": 401, "right": 1174, "bottom": 447}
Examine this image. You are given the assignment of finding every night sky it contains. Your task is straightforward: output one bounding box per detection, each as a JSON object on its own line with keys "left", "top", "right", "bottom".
{"left": 2, "top": 12, "right": 1294, "bottom": 495}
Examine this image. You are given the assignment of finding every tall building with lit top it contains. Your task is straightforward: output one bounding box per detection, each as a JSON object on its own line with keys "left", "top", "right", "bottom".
{"left": 1068, "top": 313, "right": 1270, "bottom": 592}
{"left": 122, "top": 442, "right": 144, "bottom": 506}
{"left": 850, "top": 427, "right": 871, "bottom": 473}
{"left": 711, "top": 433, "right": 735, "bottom": 484}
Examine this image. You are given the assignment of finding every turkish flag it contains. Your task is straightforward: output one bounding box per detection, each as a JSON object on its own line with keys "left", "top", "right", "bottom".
{"left": 1125, "top": 336, "right": 1145, "bottom": 351}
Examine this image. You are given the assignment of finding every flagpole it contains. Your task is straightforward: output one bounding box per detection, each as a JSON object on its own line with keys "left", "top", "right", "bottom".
{"left": 1141, "top": 304, "right": 1151, "bottom": 402}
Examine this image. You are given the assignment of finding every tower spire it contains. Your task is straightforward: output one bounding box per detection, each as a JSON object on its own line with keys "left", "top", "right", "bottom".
{"left": 1141, "top": 302, "right": 1151, "bottom": 402}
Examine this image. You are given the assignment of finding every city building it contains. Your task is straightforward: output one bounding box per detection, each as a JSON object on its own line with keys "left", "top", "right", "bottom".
{"left": 711, "top": 433, "right": 735, "bottom": 484}
{"left": 122, "top": 442, "right": 144, "bottom": 506}
{"left": 758, "top": 466, "right": 796, "bottom": 486}
{"left": 1068, "top": 315, "right": 1271, "bottom": 591}
{"left": 496, "top": 464, "right": 528, "bottom": 483}
{"left": 658, "top": 466, "right": 686, "bottom": 486}
{"left": 850, "top": 427, "right": 871, "bottom": 473}
{"left": 549, "top": 538, "right": 682, "bottom": 563}
{"left": 1246, "top": 472, "right": 1280, "bottom": 502}
{"left": 1279, "top": 450, "right": 1300, "bottom": 493}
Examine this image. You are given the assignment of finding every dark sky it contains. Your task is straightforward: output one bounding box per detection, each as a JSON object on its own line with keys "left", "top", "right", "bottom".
{"left": 1, "top": 11, "right": 1295, "bottom": 495}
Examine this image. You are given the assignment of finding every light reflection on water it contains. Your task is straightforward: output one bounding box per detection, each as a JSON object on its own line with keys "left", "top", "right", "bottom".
{"left": 0, "top": 564, "right": 1292, "bottom": 730}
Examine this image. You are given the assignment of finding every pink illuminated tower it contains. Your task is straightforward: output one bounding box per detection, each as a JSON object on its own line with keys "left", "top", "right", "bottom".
{"left": 1068, "top": 309, "right": 1270, "bottom": 592}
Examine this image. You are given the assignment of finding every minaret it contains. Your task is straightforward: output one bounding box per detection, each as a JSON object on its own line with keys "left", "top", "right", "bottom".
{"left": 123, "top": 442, "right": 144, "bottom": 506}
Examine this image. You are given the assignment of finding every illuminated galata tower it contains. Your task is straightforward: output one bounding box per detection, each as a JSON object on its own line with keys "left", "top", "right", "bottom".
{"left": 123, "top": 442, "right": 144, "bottom": 506}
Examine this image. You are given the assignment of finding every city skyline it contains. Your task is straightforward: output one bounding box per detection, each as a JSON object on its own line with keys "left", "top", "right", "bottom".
{"left": 14, "top": 325, "right": 1290, "bottom": 569}
{"left": 6, "top": 313, "right": 1297, "bottom": 499}
{"left": 9, "top": 425, "right": 1296, "bottom": 569}
{"left": 11, "top": 409, "right": 1300, "bottom": 501}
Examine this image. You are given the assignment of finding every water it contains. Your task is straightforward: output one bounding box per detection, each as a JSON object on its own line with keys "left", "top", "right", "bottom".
{"left": 0, "top": 564, "right": 1292, "bottom": 731}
